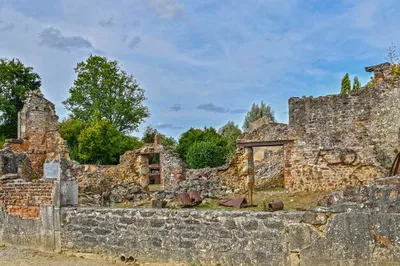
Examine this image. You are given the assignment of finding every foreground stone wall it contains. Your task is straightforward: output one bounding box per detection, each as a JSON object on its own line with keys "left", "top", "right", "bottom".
{"left": 60, "top": 203, "right": 400, "bottom": 266}
{"left": 61, "top": 208, "right": 302, "bottom": 265}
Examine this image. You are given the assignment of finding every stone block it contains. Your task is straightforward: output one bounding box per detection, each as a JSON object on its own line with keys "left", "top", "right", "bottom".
{"left": 60, "top": 181, "right": 78, "bottom": 207}
{"left": 44, "top": 163, "right": 60, "bottom": 179}
{"left": 152, "top": 200, "right": 166, "bottom": 208}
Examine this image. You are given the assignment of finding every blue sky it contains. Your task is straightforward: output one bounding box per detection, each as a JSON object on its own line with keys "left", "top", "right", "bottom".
{"left": 0, "top": 0, "right": 399, "bottom": 138}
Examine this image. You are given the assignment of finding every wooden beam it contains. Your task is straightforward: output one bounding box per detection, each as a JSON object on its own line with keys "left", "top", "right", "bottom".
{"left": 237, "top": 140, "right": 294, "bottom": 148}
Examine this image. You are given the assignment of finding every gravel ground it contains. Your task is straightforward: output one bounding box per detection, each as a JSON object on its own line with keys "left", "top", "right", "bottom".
{"left": 0, "top": 246, "right": 186, "bottom": 266}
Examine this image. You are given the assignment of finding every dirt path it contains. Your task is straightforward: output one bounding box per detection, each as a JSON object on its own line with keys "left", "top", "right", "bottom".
{"left": 0, "top": 246, "right": 185, "bottom": 266}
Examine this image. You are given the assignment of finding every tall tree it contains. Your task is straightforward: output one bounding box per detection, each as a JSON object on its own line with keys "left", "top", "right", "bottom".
{"left": 352, "top": 76, "right": 361, "bottom": 92}
{"left": 218, "top": 121, "right": 242, "bottom": 156}
{"left": 386, "top": 42, "right": 399, "bottom": 65}
{"left": 340, "top": 73, "right": 351, "bottom": 94}
{"left": 0, "top": 58, "right": 41, "bottom": 138}
{"left": 242, "top": 101, "right": 275, "bottom": 132}
{"left": 63, "top": 55, "right": 149, "bottom": 133}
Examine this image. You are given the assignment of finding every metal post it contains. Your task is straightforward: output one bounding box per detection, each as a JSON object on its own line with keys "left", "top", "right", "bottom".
{"left": 245, "top": 147, "right": 255, "bottom": 206}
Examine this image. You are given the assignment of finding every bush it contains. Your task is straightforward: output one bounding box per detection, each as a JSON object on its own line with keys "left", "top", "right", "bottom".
{"left": 186, "top": 141, "right": 227, "bottom": 169}
{"left": 78, "top": 119, "right": 142, "bottom": 165}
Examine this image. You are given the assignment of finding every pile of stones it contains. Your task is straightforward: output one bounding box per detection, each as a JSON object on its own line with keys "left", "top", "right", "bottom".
{"left": 153, "top": 167, "right": 227, "bottom": 202}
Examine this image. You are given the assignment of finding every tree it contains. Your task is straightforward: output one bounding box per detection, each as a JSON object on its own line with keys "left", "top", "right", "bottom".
{"left": 142, "top": 126, "right": 158, "bottom": 143}
{"left": 0, "top": 58, "right": 41, "bottom": 138}
{"left": 141, "top": 125, "right": 177, "bottom": 149}
{"left": 242, "top": 101, "right": 275, "bottom": 131}
{"left": 386, "top": 42, "right": 399, "bottom": 65}
{"left": 77, "top": 119, "right": 142, "bottom": 165}
{"left": 175, "top": 128, "right": 204, "bottom": 159}
{"left": 352, "top": 76, "right": 361, "bottom": 92}
{"left": 59, "top": 118, "right": 86, "bottom": 161}
{"left": 175, "top": 127, "right": 231, "bottom": 165}
{"left": 218, "top": 121, "right": 242, "bottom": 156}
{"left": 185, "top": 141, "right": 226, "bottom": 169}
{"left": 63, "top": 55, "right": 149, "bottom": 133}
{"left": 340, "top": 73, "right": 351, "bottom": 94}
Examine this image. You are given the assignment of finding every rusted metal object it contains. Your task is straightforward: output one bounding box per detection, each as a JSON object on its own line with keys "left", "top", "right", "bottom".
{"left": 268, "top": 201, "right": 284, "bottom": 211}
{"left": 176, "top": 190, "right": 202, "bottom": 208}
{"left": 390, "top": 152, "right": 400, "bottom": 176}
{"left": 176, "top": 193, "right": 193, "bottom": 207}
{"left": 188, "top": 190, "right": 202, "bottom": 203}
{"left": 219, "top": 197, "right": 249, "bottom": 208}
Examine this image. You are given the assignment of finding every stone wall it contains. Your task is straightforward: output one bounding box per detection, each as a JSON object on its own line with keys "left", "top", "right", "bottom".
{"left": 238, "top": 83, "right": 400, "bottom": 192}
{"left": 61, "top": 208, "right": 303, "bottom": 265}
{"left": 60, "top": 193, "right": 400, "bottom": 266}
{"left": 9, "top": 90, "right": 69, "bottom": 178}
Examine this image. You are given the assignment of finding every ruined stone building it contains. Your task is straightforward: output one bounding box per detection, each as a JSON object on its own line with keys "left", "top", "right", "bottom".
{"left": 238, "top": 63, "right": 400, "bottom": 192}
{"left": 7, "top": 90, "right": 69, "bottom": 178}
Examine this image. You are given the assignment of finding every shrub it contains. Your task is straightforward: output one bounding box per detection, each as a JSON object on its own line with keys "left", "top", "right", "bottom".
{"left": 186, "top": 141, "right": 227, "bottom": 169}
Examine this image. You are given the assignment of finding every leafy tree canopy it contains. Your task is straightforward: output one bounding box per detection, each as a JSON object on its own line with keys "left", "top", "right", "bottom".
{"left": 218, "top": 121, "right": 241, "bottom": 156}
{"left": 185, "top": 141, "right": 226, "bottom": 169}
{"left": 77, "top": 119, "right": 142, "bottom": 165}
{"left": 0, "top": 58, "right": 41, "bottom": 138}
{"left": 175, "top": 127, "right": 230, "bottom": 166}
{"left": 242, "top": 101, "right": 275, "bottom": 132}
{"left": 63, "top": 55, "right": 149, "bottom": 133}
{"left": 59, "top": 118, "right": 86, "bottom": 161}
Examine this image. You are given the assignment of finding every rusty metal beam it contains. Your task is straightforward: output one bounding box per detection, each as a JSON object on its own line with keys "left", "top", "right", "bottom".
{"left": 236, "top": 140, "right": 294, "bottom": 148}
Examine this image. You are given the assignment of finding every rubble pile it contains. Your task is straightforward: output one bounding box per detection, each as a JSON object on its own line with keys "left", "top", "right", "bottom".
{"left": 153, "top": 167, "right": 227, "bottom": 201}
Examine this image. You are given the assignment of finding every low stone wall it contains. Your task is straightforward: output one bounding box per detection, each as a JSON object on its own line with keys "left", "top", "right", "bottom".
{"left": 60, "top": 206, "right": 400, "bottom": 266}
{"left": 61, "top": 208, "right": 303, "bottom": 265}
{"left": 0, "top": 205, "right": 59, "bottom": 251}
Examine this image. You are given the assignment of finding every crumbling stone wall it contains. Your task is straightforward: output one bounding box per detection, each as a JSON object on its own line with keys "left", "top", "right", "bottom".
{"left": 9, "top": 90, "right": 69, "bottom": 178}
{"left": 239, "top": 82, "right": 400, "bottom": 192}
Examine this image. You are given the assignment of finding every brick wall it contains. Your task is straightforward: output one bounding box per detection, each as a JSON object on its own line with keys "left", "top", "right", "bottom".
{"left": 0, "top": 180, "right": 54, "bottom": 218}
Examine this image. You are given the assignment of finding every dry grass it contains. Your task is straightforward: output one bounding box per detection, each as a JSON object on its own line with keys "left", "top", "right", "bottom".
{"left": 114, "top": 186, "right": 329, "bottom": 211}
{"left": 197, "top": 188, "right": 328, "bottom": 211}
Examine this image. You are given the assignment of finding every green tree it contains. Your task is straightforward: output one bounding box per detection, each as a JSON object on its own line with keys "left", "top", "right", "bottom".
{"left": 242, "top": 101, "right": 275, "bottom": 132}
{"left": 185, "top": 141, "right": 226, "bottom": 169}
{"left": 77, "top": 119, "right": 142, "bottom": 164}
{"left": 352, "top": 76, "right": 361, "bottom": 92}
{"left": 175, "top": 128, "right": 204, "bottom": 159}
{"left": 340, "top": 73, "right": 351, "bottom": 94}
{"left": 218, "top": 121, "right": 241, "bottom": 156}
{"left": 141, "top": 125, "right": 177, "bottom": 149}
{"left": 0, "top": 58, "right": 41, "bottom": 138}
{"left": 63, "top": 55, "right": 149, "bottom": 133}
{"left": 59, "top": 118, "right": 86, "bottom": 161}
{"left": 162, "top": 136, "right": 177, "bottom": 149}
{"left": 175, "top": 127, "right": 231, "bottom": 165}
{"left": 142, "top": 126, "right": 158, "bottom": 143}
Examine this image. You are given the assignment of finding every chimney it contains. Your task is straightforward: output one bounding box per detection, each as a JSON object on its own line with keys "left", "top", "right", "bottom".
{"left": 154, "top": 134, "right": 162, "bottom": 145}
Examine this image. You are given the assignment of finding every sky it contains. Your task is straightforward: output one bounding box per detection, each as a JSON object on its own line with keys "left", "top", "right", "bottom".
{"left": 1, "top": 0, "right": 399, "bottom": 139}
